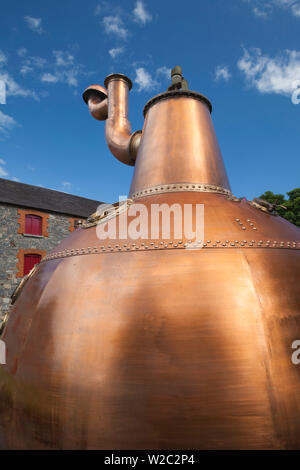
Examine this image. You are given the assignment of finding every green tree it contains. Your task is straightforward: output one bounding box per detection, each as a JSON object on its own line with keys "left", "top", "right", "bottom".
{"left": 259, "top": 189, "right": 300, "bottom": 227}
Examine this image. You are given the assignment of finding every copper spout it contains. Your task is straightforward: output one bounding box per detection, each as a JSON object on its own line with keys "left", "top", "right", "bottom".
{"left": 104, "top": 73, "right": 141, "bottom": 166}
{"left": 83, "top": 75, "right": 142, "bottom": 166}
{"left": 82, "top": 85, "right": 108, "bottom": 121}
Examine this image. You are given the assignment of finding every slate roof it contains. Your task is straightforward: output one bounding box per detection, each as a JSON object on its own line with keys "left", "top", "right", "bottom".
{"left": 0, "top": 178, "right": 103, "bottom": 218}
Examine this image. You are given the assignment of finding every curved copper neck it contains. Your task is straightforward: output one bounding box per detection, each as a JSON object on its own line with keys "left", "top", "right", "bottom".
{"left": 104, "top": 74, "right": 139, "bottom": 166}
{"left": 83, "top": 74, "right": 141, "bottom": 167}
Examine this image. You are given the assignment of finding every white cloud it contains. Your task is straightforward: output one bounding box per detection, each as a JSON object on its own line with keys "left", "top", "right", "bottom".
{"left": 94, "top": 4, "right": 102, "bottom": 16}
{"left": 0, "top": 162, "right": 19, "bottom": 181}
{"left": 62, "top": 181, "right": 72, "bottom": 191}
{"left": 133, "top": 66, "right": 172, "bottom": 92}
{"left": 19, "top": 54, "right": 46, "bottom": 77}
{"left": 20, "top": 53, "right": 45, "bottom": 66}
{"left": 252, "top": 6, "right": 270, "bottom": 17}
{"left": 17, "top": 47, "right": 28, "bottom": 57}
{"left": 0, "top": 50, "right": 7, "bottom": 66}
{"left": 20, "top": 49, "right": 80, "bottom": 88}
{"left": 20, "top": 65, "right": 33, "bottom": 76}
{"left": 0, "top": 166, "right": 8, "bottom": 177}
{"left": 133, "top": 1, "right": 152, "bottom": 24}
{"left": 292, "top": 2, "right": 300, "bottom": 15}
{"left": 38, "top": 50, "right": 85, "bottom": 88}
{"left": 109, "top": 47, "right": 124, "bottom": 59}
{"left": 103, "top": 15, "right": 128, "bottom": 39}
{"left": 156, "top": 66, "right": 171, "bottom": 79}
{"left": 94, "top": 1, "right": 110, "bottom": 16}
{"left": 134, "top": 67, "right": 158, "bottom": 92}
{"left": 41, "top": 68, "right": 81, "bottom": 88}
{"left": 65, "top": 70, "right": 78, "bottom": 87}
{"left": 41, "top": 72, "right": 59, "bottom": 83}
{"left": 0, "top": 110, "right": 17, "bottom": 135}
{"left": 237, "top": 48, "right": 300, "bottom": 96}
{"left": 215, "top": 65, "right": 232, "bottom": 82}
{"left": 24, "top": 16, "right": 43, "bottom": 34}
{"left": 245, "top": 0, "right": 300, "bottom": 18}
{"left": 53, "top": 50, "right": 74, "bottom": 67}
{"left": 29, "top": 56, "right": 46, "bottom": 68}
{"left": 15, "top": 47, "right": 87, "bottom": 94}
{"left": 0, "top": 50, "right": 41, "bottom": 103}
{"left": 0, "top": 70, "right": 38, "bottom": 100}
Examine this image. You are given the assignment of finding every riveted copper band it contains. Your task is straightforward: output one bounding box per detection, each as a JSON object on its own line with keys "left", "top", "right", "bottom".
{"left": 42, "top": 240, "right": 300, "bottom": 263}
{"left": 143, "top": 90, "right": 212, "bottom": 116}
{"left": 131, "top": 183, "right": 231, "bottom": 200}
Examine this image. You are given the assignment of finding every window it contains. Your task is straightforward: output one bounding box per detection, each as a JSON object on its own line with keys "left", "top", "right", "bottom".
{"left": 16, "top": 249, "right": 46, "bottom": 278}
{"left": 25, "top": 214, "right": 42, "bottom": 236}
{"left": 23, "top": 254, "right": 42, "bottom": 276}
{"left": 18, "top": 209, "right": 49, "bottom": 237}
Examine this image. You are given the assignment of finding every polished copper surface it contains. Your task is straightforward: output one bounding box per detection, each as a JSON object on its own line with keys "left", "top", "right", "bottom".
{"left": 1, "top": 68, "right": 300, "bottom": 450}
{"left": 1, "top": 192, "right": 300, "bottom": 449}
{"left": 130, "top": 94, "right": 230, "bottom": 196}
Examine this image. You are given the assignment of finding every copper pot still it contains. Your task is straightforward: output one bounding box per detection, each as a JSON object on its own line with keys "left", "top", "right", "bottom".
{"left": 1, "top": 66, "right": 300, "bottom": 450}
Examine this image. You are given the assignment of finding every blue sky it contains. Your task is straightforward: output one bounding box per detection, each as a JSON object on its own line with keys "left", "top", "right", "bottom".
{"left": 0, "top": 0, "right": 299, "bottom": 203}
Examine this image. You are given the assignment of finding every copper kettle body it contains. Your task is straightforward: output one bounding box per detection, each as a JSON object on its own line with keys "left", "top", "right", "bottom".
{"left": 1, "top": 67, "right": 300, "bottom": 450}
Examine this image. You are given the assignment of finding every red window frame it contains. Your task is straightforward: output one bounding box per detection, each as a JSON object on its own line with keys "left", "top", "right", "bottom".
{"left": 23, "top": 254, "right": 42, "bottom": 276}
{"left": 25, "top": 214, "right": 43, "bottom": 236}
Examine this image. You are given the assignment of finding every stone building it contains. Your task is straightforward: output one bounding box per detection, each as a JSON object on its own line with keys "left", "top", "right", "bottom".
{"left": 0, "top": 178, "right": 102, "bottom": 321}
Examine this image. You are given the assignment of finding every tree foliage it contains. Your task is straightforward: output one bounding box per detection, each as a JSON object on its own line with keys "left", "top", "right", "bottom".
{"left": 259, "top": 188, "right": 300, "bottom": 227}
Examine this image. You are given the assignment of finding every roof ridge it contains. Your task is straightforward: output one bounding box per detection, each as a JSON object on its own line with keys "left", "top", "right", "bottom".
{"left": 0, "top": 178, "right": 104, "bottom": 218}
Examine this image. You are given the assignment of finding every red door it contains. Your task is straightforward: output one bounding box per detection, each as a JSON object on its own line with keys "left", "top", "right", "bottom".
{"left": 25, "top": 215, "right": 42, "bottom": 235}
{"left": 24, "top": 254, "right": 41, "bottom": 276}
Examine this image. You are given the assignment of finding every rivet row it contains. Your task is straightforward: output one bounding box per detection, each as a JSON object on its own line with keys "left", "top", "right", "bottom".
{"left": 42, "top": 240, "right": 300, "bottom": 263}
{"left": 131, "top": 183, "right": 231, "bottom": 199}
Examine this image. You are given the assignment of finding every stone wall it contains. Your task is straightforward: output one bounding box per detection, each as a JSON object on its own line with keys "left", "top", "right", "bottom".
{"left": 0, "top": 203, "right": 75, "bottom": 320}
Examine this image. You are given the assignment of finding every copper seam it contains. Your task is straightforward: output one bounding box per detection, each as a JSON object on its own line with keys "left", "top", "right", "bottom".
{"left": 131, "top": 183, "right": 231, "bottom": 199}
{"left": 42, "top": 242, "right": 300, "bottom": 262}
